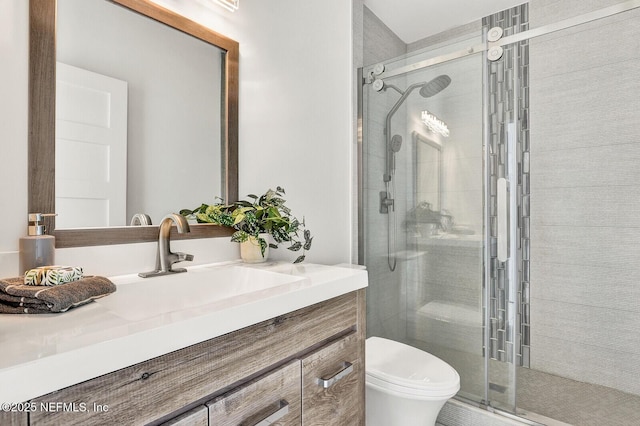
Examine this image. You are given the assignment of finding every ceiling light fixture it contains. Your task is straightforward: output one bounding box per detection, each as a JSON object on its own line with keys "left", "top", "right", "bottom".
{"left": 213, "top": 0, "right": 239, "bottom": 12}
{"left": 421, "top": 110, "right": 450, "bottom": 137}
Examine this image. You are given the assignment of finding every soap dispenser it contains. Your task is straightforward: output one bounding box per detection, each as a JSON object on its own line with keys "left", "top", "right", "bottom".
{"left": 19, "top": 213, "right": 56, "bottom": 274}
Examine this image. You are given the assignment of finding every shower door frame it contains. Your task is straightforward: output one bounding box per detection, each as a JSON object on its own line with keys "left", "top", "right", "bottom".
{"left": 368, "top": 0, "right": 640, "bottom": 84}
{"left": 359, "top": 35, "right": 498, "bottom": 408}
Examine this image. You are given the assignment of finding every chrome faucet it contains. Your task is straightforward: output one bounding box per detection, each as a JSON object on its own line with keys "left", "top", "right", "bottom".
{"left": 139, "top": 213, "right": 194, "bottom": 278}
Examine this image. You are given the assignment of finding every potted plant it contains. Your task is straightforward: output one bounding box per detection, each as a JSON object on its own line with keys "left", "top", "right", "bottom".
{"left": 180, "top": 187, "right": 312, "bottom": 263}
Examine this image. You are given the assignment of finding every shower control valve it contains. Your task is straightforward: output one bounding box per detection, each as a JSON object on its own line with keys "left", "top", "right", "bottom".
{"left": 379, "top": 191, "right": 394, "bottom": 214}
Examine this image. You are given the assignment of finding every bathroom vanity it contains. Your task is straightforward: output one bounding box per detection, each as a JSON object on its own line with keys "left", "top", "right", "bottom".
{"left": 0, "top": 262, "right": 367, "bottom": 425}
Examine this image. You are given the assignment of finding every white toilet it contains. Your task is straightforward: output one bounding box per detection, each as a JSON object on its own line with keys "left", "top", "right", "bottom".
{"left": 365, "top": 337, "right": 460, "bottom": 426}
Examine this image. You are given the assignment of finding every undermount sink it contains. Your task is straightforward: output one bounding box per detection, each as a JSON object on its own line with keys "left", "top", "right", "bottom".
{"left": 95, "top": 264, "right": 310, "bottom": 321}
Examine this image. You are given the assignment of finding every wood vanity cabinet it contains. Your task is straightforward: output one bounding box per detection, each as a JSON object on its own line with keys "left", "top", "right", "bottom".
{"left": 28, "top": 289, "right": 365, "bottom": 426}
{"left": 161, "top": 406, "right": 208, "bottom": 426}
{"left": 204, "top": 332, "right": 362, "bottom": 426}
{"left": 207, "top": 360, "right": 302, "bottom": 425}
{"left": 0, "top": 411, "right": 27, "bottom": 426}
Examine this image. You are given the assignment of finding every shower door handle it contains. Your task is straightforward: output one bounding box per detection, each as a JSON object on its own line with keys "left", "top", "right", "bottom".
{"left": 497, "top": 177, "right": 509, "bottom": 262}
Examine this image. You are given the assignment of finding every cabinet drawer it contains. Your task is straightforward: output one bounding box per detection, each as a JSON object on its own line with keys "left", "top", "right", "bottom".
{"left": 301, "top": 332, "right": 363, "bottom": 425}
{"left": 208, "top": 360, "right": 302, "bottom": 425}
{"left": 161, "top": 405, "right": 208, "bottom": 426}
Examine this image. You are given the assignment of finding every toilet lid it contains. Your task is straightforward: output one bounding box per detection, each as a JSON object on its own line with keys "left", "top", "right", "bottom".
{"left": 366, "top": 337, "right": 460, "bottom": 397}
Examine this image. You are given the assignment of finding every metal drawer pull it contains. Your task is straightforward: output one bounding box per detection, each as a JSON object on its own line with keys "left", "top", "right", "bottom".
{"left": 250, "top": 399, "right": 289, "bottom": 426}
{"left": 317, "top": 362, "right": 354, "bottom": 389}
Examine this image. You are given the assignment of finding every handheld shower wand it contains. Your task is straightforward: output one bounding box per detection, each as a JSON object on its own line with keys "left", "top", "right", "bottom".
{"left": 375, "top": 75, "right": 452, "bottom": 271}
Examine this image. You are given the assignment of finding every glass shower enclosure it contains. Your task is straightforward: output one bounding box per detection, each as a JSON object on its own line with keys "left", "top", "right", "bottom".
{"left": 359, "top": 1, "right": 640, "bottom": 424}
{"left": 360, "top": 29, "right": 521, "bottom": 409}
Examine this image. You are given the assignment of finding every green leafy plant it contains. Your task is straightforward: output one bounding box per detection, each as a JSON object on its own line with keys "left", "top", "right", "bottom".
{"left": 180, "top": 187, "right": 313, "bottom": 263}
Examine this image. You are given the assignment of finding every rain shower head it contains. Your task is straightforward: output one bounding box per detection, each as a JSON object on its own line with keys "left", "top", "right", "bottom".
{"left": 419, "top": 75, "right": 452, "bottom": 98}
{"left": 374, "top": 74, "right": 452, "bottom": 98}
{"left": 381, "top": 74, "right": 452, "bottom": 182}
{"left": 383, "top": 75, "right": 452, "bottom": 123}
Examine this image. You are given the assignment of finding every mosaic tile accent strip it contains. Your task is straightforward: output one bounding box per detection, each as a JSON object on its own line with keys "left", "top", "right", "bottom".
{"left": 482, "top": 4, "right": 530, "bottom": 367}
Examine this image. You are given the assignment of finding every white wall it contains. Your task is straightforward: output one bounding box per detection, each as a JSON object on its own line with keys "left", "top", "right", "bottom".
{"left": 0, "top": 0, "right": 354, "bottom": 276}
{"left": 231, "top": 0, "right": 354, "bottom": 265}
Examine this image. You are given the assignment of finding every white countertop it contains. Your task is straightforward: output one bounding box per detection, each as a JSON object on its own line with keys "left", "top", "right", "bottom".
{"left": 0, "top": 261, "right": 368, "bottom": 403}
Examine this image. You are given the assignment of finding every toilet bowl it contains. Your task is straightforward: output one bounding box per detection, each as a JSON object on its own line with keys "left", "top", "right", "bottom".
{"left": 365, "top": 337, "right": 460, "bottom": 426}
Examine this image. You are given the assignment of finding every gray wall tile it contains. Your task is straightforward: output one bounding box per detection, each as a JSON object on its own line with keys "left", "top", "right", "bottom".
{"left": 531, "top": 297, "right": 640, "bottom": 354}
{"left": 530, "top": 262, "right": 640, "bottom": 313}
{"left": 363, "top": 6, "right": 405, "bottom": 67}
{"left": 530, "top": 334, "right": 640, "bottom": 395}
{"left": 529, "top": 0, "right": 639, "bottom": 28}
{"left": 529, "top": 0, "right": 640, "bottom": 396}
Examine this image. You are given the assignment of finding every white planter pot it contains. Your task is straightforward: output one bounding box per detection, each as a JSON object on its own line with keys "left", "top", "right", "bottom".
{"left": 240, "top": 234, "right": 270, "bottom": 263}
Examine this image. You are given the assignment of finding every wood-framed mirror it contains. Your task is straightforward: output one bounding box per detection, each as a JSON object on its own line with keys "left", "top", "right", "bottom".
{"left": 28, "top": 0, "right": 238, "bottom": 247}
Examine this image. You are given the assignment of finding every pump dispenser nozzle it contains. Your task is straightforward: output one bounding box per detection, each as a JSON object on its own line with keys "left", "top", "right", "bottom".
{"left": 27, "top": 213, "right": 57, "bottom": 236}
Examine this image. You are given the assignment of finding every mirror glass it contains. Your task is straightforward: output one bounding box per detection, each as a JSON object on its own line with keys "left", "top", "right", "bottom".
{"left": 414, "top": 131, "right": 442, "bottom": 211}
{"left": 56, "top": 0, "right": 222, "bottom": 228}
{"left": 29, "top": 0, "right": 238, "bottom": 247}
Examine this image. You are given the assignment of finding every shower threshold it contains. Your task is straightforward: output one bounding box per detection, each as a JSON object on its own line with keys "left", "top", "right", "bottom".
{"left": 445, "top": 396, "right": 570, "bottom": 426}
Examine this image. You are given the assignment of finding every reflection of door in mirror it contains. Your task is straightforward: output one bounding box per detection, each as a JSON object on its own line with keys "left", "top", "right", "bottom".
{"left": 56, "top": 62, "right": 128, "bottom": 228}
{"left": 56, "top": 0, "right": 223, "bottom": 229}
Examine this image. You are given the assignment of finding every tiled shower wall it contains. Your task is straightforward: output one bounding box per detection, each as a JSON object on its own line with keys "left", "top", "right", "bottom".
{"left": 363, "top": 7, "right": 406, "bottom": 66}
{"left": 362, "top": 6, "right": 409, "bottom": 341}
{"left": 529, "top": 0, "right": 640, "bottom": 395}
{"left": 482, "top": 5, "right": 531, "bottom": 367}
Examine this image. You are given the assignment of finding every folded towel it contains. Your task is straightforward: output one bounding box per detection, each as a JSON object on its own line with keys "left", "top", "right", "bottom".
{"left": 0, "top": 275, "right": 116, "bottom": 314}
{"left": 0, "top": 291, "right": 49, "bottom": 307}
{"left": 24, "top": 265, "right": 84, "bottom": 286}
{"left": 0, "top": 303, "right": 53, "bottom": 314}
